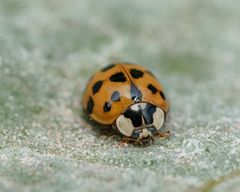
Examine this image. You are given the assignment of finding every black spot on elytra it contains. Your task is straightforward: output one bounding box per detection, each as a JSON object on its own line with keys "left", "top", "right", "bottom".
{"left": 103, "top": 101, "right": 112, "bottom": 112}
{"left": 124, "top": 109, "right": 142, "bottom": 127}
{"left": 130, "top": 69, "right": 144, "bottom": 79}
{"left": 111, "top": 91, "right": 121, "bottom": 102}
{"left": 87, "top": 97, "right": 94, "bottom": 114}
{"left": 92, "top": 80, "right": 103, "bottom": 94}
{"left": 147, "top": 84, "right": 158, "bottom": 94}
{"left": 130, "top": 84, "right": 142, "bottom": 102}
{"left": 101, "top": 63, "right": 116, "bottom": 72}
{"left": 160, "top": 91, "right": 166, "bottom": 100}
{"left": 142, "top": 103, "right": 156, "bottom": 124}
{"left": 109, "top": 72, "right": 126, "bottom": 82}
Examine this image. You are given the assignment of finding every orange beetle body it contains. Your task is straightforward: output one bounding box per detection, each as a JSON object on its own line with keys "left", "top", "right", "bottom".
{"left": 82, "top": 63, "right": 169, "bottom": 140}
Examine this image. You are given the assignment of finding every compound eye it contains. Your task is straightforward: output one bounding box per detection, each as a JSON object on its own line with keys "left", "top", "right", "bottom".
{"left": 147, "top": 127, "right": 158, "bottom": 135}
{"left": 131, "top": 129, "right": 141, "bottom": 139}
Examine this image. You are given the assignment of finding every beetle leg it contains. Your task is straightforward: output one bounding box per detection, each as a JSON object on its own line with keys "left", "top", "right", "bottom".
{"left": 116, "top": 137, "right": 134, "bottom": 146}
{"left": 157, "top": 130, "right": 171, "bottom": 139}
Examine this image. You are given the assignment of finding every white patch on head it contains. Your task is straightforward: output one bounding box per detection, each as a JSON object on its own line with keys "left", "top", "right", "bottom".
{"left": 116, "top": 115, "right": 135, "bottom": 137}
{"left": 138, "top": 129, "right": 151, "bottom": 139}
{"left": 142, "top": 129, "right": 150, "bottom": 137}
{"left": 153, "top": 107, "right": 165, "bottom": 130}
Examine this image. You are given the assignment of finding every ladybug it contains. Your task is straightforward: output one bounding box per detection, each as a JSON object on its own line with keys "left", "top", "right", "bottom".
{"left": 82, "top": 62, "right": 170, "bottom": 141}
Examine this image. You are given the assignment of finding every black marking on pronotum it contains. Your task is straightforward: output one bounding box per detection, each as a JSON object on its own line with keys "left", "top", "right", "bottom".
{"left": 159, "top": 91, "right": 166, "bottom": 100}
{"left": 109, "top": 72, "right": 127, "bottom": 82}
{"left": 111, "top": 91, "right": 121, "bottom": 102}
{"left": 87, "top": 97, "right": 94, "bottom": 114}
{"left": 142, "top": 103, "right": 156, "bottom": 124}
{"left": 147, "top": 84, "right": 158, "bottom": 94}
{"left": 103, "top": 101, "right": 112, "bottom": 112}
{"left": 123, "top": 109, "right": 142, "bottom": 127}
{"left": 92, "top": 80, "right": 103, "bottom": 94}
{"left": 129, "top": 69, "right": 144, "bottom": 79}
{"left": 130, "top": 84, "right": 142, "bottom": 102}
{"left": 101, "top": 63, "right": 116, "bottom": 72}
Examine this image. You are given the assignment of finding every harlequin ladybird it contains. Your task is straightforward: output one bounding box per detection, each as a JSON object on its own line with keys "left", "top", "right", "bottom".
{"left": 82, "top": 62, "right": 170, "bottom": 141}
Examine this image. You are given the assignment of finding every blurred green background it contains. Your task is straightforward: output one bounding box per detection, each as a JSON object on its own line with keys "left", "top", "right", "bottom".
{"left": 0, "top": 0, "right": 240, "bottom": 192}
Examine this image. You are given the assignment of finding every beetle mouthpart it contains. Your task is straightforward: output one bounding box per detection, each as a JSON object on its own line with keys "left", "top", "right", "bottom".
{"left": 131, "top": 128, "right": 153, "bottom": 139}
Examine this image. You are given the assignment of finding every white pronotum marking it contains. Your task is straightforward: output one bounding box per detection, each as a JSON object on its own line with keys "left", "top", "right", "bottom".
{"left": 116, "top": 115, "right": 134, "bottom": 137}
{"left": 153, "top": 107, "right": 165, "bottom": 130}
